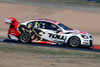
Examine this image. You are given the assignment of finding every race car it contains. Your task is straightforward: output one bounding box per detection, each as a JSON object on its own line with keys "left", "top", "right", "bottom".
{"left": 5, "top": 17, "right": 94, "bottom": 47}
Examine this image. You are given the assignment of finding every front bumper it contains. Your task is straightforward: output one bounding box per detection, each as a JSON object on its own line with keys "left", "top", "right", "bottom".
{"left": 81, "top": 39, "right": 94, "bottom": 47}
{"left": 90, "top": 40, "right": 94, "bottom": 47}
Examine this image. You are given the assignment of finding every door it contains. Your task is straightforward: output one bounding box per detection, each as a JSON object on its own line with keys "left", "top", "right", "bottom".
{"left": 27, "top": 21, "right": 66, "bottom": 43}
{"left": 36, "top": 21, "right": 66, "bottom": 43}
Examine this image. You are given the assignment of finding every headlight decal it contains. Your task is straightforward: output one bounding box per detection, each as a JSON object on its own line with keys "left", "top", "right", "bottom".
{"left": 81, "top": 35, "right": 89, "bottom": 39}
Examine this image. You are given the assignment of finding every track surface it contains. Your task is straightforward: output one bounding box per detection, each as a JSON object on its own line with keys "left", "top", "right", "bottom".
{"left": 0, "top": 39, "right": 100, "bottom": 52}
{"left": 1, "top": 0, "right": 100, "bottom": 12}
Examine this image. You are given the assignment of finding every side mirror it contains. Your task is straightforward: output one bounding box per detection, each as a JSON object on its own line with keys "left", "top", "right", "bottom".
{"left": 57, "top": 29, "right": 62, "bottom": 33}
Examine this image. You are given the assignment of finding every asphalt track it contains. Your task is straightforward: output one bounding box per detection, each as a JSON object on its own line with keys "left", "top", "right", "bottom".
{"left": 0, "top": 39, "right": 100, "bottom": 52}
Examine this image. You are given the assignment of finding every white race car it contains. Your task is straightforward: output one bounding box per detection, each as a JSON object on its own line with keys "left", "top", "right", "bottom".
{"left": 5, "top": 18, "right": 94, "bottom": 47}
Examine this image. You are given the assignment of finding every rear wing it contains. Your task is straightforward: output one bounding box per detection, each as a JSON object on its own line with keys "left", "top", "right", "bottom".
{"left": 5, "top": 17, "right": 19, "bottom": 24}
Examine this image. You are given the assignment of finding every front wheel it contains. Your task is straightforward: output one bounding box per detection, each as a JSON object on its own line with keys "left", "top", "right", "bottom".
{"left": 19, "top": 33, "right": 31, "bottom": 43}
{"left": 68, "top": 36, "right": 81, "bottom": 48}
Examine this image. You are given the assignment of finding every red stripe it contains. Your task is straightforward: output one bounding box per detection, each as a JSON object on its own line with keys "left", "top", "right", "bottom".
{"left": 90, "top": 45, "right": 100, "bottom": 49}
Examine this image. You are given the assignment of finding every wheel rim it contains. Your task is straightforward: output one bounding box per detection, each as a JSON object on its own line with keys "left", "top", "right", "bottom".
{"left": 21, "top": 33, "right": 30, "bottom": 42}
{"left": 70, "top": 37, "right": 80, "bottom": 47}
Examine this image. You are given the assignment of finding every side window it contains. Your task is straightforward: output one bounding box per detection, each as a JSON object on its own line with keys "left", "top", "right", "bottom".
{"left": 40, "top": 21, "right": 59, "bottom": 31}
{"left": 47, "top": 23, "right": 59, "bottom": 31}
{"left": 27, "top": 21, "right": 40, "bottom": 28}
{"left": 27, "top": 21, "right": 59, "bottom": 31}
{"left": 27, "top": 22, "right": 35, "bottom": 28}
{"left": 38, "top": 22, "right": 44, "bottom": 28}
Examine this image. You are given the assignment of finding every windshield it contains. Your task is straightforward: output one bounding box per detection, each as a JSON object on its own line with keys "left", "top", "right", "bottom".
{"left": 58, "top": 23, "right": 72, "bottom": 30}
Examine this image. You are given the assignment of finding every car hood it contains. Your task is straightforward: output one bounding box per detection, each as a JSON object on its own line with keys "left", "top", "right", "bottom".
{"left": 64, "top": 29, "right": 88, "bottom": 35}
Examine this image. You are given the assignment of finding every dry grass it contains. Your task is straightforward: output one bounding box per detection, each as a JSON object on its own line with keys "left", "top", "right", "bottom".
{"left": 0, "top": 43, "right": 100, "bottom": 67}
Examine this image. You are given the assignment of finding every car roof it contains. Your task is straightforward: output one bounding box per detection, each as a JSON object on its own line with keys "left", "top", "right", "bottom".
{"left": 33, "top": 19, "right": 57, "bottom": 22}
{"left": 21, "top": 19, "right": 60, "bottom": 25}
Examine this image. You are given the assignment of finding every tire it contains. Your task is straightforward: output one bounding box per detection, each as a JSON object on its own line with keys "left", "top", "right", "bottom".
{"left": 68, "top": 36, "right": 81, "bottom": 48}
{"left": 20, "top": 33, "right": 31, "bottom": 43}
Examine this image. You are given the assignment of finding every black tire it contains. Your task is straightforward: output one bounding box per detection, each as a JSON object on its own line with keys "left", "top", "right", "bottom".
{"left": 20, "top": 33, "right": 31, "bottom": 43}
{"left": 68, "top": 36, "right": 81, "bottom": 48}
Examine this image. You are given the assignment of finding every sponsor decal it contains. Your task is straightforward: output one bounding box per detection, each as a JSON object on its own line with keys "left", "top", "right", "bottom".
{"left": 18, "top": 25, "right": 49, "bottom": 42}
{"left": 54, "top": 22, "right": 60, "bottom": 25}
{"left": 48, "top": 33, "right": 66, "bottom": 40}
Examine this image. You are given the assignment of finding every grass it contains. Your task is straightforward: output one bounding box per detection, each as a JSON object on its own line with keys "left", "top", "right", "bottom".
{"left": 28, "top": 0, "right": 100, "bottom": 7}
{"left": 1, "top": 0, "right": 100, "bottom": 7}
{"left": 0, "top": 36, "right": 7, "bottom": 39}
{"left": 0, "top": 44, "right": 100, "bottom": 59}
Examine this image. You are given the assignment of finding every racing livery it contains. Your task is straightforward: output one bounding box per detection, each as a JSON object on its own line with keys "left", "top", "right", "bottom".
{"left": 5, "top": 17, "right": 94, "bottom": 47}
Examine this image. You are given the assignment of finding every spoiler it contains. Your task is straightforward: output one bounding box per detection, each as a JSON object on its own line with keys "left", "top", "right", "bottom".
{"left": 5, "top": 17, "right": 19, "bottom": 24}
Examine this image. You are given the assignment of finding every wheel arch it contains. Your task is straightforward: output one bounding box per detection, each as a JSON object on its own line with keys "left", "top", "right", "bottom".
{"left": 19, "top": 32, "right": 31, "bottom": 43}
{"left": 67, "top": 36, "right": 81, "bottom": 47}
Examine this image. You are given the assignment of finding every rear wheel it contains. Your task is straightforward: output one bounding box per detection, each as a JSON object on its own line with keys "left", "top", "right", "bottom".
{"left": 20, "top": 33, "right": 31, "bottom": 43}
{"left": 69, "top": 36, "right": 80, "bottom": 48}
